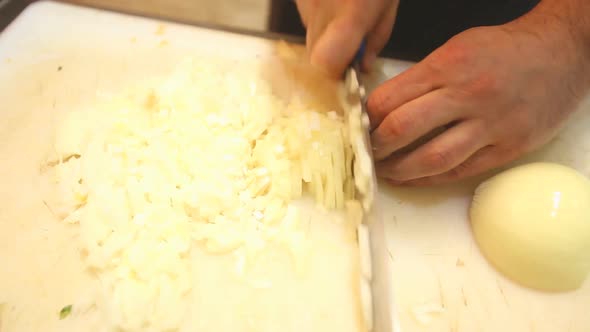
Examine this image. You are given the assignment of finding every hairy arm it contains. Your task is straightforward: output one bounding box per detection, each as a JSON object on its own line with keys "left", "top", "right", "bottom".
{"left": 366, "top": 0, "right": 590, "bottom": 186}
{"left": 517, "top": 0, "right": 590, "bottom": 82}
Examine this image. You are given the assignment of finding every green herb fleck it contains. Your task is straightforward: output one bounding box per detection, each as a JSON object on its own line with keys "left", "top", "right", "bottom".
{"left": 59, "top": 305, "right": 72, "bottom": 320}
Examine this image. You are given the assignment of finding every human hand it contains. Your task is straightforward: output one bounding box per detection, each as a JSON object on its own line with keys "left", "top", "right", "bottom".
{"left": 295, "top": 0, "right": 399, "bottom": 76}
{"left": 367, "top": 13, "right": 590, "bottom": 186}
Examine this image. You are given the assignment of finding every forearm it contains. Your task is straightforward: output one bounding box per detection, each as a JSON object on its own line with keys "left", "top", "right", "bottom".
{"left": 537, "top": 0, "right": 590, "bottom": 55}
{"left": 522, "top": 0, "right": 590, "bottom": 78}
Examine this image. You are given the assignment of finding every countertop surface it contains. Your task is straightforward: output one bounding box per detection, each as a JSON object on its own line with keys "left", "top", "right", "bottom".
{"left": 1, "top": 2, "right": 589, "bottom": 331}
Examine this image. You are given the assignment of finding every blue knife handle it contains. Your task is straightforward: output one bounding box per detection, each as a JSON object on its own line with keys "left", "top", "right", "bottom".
{"left": 353, "top": 39, "right": 367, "bottom": 66}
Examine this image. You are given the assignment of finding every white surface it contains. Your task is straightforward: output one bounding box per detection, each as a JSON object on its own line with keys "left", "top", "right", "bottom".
{"left": 372, "top": 45, "right": 590, "bottom": 332}
{"left": 0, "top": 1, "right": 589, "bottom": 331}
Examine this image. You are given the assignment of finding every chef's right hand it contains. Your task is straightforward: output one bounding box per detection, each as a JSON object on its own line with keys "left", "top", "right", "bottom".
{"left": 295, "top": 0, "right": 399, "bottom": 77}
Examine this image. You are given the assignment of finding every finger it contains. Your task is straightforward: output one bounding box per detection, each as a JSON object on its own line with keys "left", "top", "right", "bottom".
{"left": 371, "top": 89, "right": 461, "bottom": 161}
{"left": 376, "top": 120, "right": 490, "bottom": 181}
{"left": 388, "top": 145, "right": 520, "bottom": 186}
{"left": 306, "top": 7, "right": 334, "bottom": 58}
{"left": 294, "top": 0, "right": 310, "bottom": 27}
{"left": 367, "top": 63, "right": 440, "bottom": 128}
{"left": 310, "top": 13, "right": 367, "bottom": 77}
{"left": 362, "top": 0, "right": 399, "bottom": 71}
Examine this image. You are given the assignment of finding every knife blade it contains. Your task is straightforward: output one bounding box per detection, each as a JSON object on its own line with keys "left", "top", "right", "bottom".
{"left": 341, "top": 43, "right": 399, "bottom": 332}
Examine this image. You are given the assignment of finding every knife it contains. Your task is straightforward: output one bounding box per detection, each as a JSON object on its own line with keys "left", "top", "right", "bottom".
{"left": 341, "top": 41, "right": 399, "bottom": 332}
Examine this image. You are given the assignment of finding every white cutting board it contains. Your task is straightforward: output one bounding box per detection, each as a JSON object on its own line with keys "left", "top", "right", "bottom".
{"left": 1, "top": 2, "right": 589, "bottom": 331}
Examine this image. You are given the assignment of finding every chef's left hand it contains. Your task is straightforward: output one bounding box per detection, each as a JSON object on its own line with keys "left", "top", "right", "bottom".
{"left": 367, "top": 11, "right": 590, "bottom": 186}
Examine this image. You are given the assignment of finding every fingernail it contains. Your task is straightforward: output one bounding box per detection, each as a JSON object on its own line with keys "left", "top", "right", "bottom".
{"left": 309, "top": 48, "right": 320, "bottom": 66}
{"left": 371, "top": 143, "right": 388, "bottom": 161}
{"left": 310, "top": 42, "right": 329, "bottom": 69}
{"left": 372, "top": 148, "right": 391, "bottom": 162}
{"left": 371, "top": 146, "right": 391, "bottom": 162}
{"left": 370, "top": 130, "right": 391, "bottom": 153}
{"left": 307, "top": 57, "right": 330, "bottom": 77}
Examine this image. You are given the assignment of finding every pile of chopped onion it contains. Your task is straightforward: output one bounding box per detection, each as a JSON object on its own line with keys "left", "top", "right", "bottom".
{"left": 44, "top": 56, "right": 357, "bottom": 331}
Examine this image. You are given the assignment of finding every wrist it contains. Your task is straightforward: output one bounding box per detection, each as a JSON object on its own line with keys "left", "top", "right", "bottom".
{"left": 505, "top": 1, "right": 590, "bottom": 88}
{"left": 524, "top": 1, "right": 590, "bottom": 79}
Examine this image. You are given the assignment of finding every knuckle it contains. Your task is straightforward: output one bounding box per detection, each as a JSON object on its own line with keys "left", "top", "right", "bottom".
{"left": 381, "top": 113, "right": 409, "bottom": 138}
{"left": 423, "top": 148, "right": 452, "bottom": 171}
{"left": 445, "top": 168, "right": 467, "bottom": 182}
{"left": 367, "top": 89, "right": 389, "bottom": 115}
{"left": 429, "top": 40, "right": 472, "bottom": 71}
{"left": 445, "top": 43, "right": 471, "bottom": 65}
{"left": 448, "top": 161, "right": 471, "bottom": 180}
{"left": 466, "top": 71, "right": 500, "bottom": 97}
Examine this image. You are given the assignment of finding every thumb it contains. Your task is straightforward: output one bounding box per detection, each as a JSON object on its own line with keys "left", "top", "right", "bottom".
{"left": 362, "top": 1, "right": 399, "bottom": 71}
{"left": 310, "top": 16, "right": 367, "bottom": 77}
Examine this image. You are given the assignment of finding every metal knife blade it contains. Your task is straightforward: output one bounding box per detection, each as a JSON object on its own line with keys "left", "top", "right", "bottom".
{"left": 342, "top": 45, "right": 398, "bottom": 332}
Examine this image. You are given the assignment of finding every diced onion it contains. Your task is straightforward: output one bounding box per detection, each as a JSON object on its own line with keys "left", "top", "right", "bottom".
{"left": 46, "top": 55, "right": 362, "bottom": 331}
